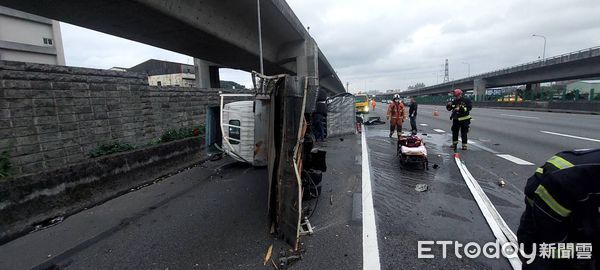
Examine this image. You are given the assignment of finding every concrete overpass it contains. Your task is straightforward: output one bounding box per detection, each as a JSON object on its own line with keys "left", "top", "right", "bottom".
{"left": 401, "top": 46, "right": 600, "bottom": 99}
{"left": 0, "top": 0, "right": 345, "bottom": 97}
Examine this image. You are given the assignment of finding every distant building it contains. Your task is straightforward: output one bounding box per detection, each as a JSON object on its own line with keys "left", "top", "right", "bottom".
{"left": 109, "top": 67, "right": 128, "bottom": 72}
{"left": 128, "top": 59, "right": 196, "bottom": 87}
{"left": 128, "top": 59, "right": 246, "bottom": 89}
{"left": 0, "top": 6, "right": 65, "bottom": 65}
{"left": 148, "top": 73, "right": 196, "bottom": 87}
{"left": 567, "top": 80, "right": 600, "bottom": 97}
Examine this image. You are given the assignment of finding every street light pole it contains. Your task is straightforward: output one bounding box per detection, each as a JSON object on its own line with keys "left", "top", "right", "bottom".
{"left": 461, "top": 62, "right": 470, "bottom": 77}
{"left": 532, "top": 34, "right": 547, "bottom": 63}
{"left": 257, "top": 0, "right": 264, "bottom": 74}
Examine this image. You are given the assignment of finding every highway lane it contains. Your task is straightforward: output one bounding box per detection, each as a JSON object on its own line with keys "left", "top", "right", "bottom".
{"left": 412, "top": 104, "right": 599, "bottom": 229}
{"left": 364, "top": 104, "right": 511, "bottom": 269}
{"left": 366, "top": 102, "right": 598, "bottom": 269}
{"left": 417, "top": 104, "right": 600, "bottom": 167}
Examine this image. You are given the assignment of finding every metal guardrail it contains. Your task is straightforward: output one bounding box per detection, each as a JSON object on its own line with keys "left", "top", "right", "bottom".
{"left": 469, "top": 46, "right": 600, "bottom": 78}
{"left": 416, "top": 89, "right": 599, "bottom": 104}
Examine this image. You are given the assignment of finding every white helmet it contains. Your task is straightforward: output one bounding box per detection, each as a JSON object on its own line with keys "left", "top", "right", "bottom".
{"left": 393, "top": 94, "right": 400, "bottom": 101}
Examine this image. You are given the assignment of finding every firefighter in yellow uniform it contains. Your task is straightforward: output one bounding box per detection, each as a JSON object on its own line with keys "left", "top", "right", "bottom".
{"left": 446, "top": 89, "right": 472, "bottom": 150}
{"left": 517, "top": 149, "right": 600, "bottom": 269}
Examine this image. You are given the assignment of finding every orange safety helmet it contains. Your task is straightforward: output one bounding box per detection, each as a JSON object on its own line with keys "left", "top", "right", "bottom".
{"left": 451, "top": 88, "right": 463, "bottom": 97}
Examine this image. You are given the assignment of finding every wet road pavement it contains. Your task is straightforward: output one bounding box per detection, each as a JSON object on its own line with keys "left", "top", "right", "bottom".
{"left": 0, "top": 136, "right": 362, "bottom": 270}
{"left": 1, "top": 102, "right": 597, "bottom": 270}
{"left": 364, "top": 102, "right": 599, "bottom": 269}
{"left": 364, "top": 105, "right": 511, "bottom": 269}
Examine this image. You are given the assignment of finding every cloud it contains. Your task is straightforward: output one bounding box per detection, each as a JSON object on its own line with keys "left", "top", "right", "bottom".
{"left": 59, "top": 0, "right": 600, "bottom": 92}
{"left": 288, "top": 0, "right": 600, "bottom": 91}
{"left": 60, "top": 23, "right": 253, "bottom": 88}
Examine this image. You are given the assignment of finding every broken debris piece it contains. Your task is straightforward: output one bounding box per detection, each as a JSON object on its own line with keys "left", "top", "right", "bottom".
{"left": 415, "top": 184, "right": 429, "bottom": 192}
{"left": 498, "top": 179, "right": 506, "bottom": 187}
{"left": 264, "top": 244, "right": 273, "bottom": 265}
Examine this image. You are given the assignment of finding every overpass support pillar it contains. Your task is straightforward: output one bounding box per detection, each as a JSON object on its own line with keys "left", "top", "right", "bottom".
{"left": 526, "top": 83, "right": 541, "bottom": 98}
{"left": 277, "top": 37, "right": 320, "bottom": 108}
{"left": 296, "top": 38, "right": 320, "bottom": 111}
{"left": 473, "top": 78, "right": 487, "bottom": 101}
{"left": 194, "top": 58, "right": 220, "bottom": 88}
{"left": 296, "top": 38, "right": 319, "bottom": 80}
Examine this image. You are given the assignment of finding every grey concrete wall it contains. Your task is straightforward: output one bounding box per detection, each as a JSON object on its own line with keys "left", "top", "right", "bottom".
{"left": 0, "top": 60, "right": 236, "bottom": 175}
{"left": 0, "top": 136, "right": 205, "bottom": 242}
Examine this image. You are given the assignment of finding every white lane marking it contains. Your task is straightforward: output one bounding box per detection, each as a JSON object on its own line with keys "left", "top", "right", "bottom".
{"left": 500, "top": 113, "right": 539, "bottom": 119}
{"left": 419, "top": 123, "right": 428, "bottom": 126}
{"left": 540, "top": 130, "right": 600, "bottom": 143}
{"left": 496, "top": 154, "right": 535, "bottom": 165}
{"left": 454, "top": 156, "right": 522, "bottom": 270}
{"left": 433, "top": 129, "right": 445, "bottom": 133}
{"left": 361, "top": 127, "right": 381, "bottom": 270}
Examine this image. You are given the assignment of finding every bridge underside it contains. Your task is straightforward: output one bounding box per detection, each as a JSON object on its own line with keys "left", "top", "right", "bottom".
{"left": 0, "top": 0, "right": 345, "bottom": 95}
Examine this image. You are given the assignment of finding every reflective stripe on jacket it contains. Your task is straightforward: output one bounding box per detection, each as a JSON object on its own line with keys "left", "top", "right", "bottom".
{"left": 387, "top": 102, "right": 405, "bottom": 119}
{"left": 446, "top": 97, "right": 472, "bottom": 121}
{"left": 518, "top": 149, "right": 600, "bottom": 253}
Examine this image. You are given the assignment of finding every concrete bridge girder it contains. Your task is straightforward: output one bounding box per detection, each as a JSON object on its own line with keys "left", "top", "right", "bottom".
{"left": 401, "top": 53, "right": 600, "bottom": 97}
{"left": 0, "top": 0, "right": 345, "bottom": 94}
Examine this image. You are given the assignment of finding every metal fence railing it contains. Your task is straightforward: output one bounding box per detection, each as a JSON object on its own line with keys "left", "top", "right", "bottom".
{"left": 416, "top": 89, "right": 599, "bottom": 105}
{"left": 468, "top": 46, "right": 600, "bottom": 79}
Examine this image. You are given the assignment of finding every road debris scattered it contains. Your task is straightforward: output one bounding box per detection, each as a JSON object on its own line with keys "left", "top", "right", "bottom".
{"left": 264, "top": 244, "right": 273, "bottom": 265}
{"left": 33, "top": 216, "right": 65, "bottom": 231}
{"left": 498, "top": 179, "right": 506, "bottom": 187}
{"left": 277, "top": 248, "right": 304, "bottom": 269}
{"left": 432, "top": 164, "right": 439, "bottom": 169}
{"left": 271, "top": 259, "right": 279, "bottom": 270}
{"left": 363, "top": 116, "right": 386, "bottom": 125}
{"left": 415, "top": 184, "right": 429, "bottom": 192}
{"left": 209, "top": 153, "right": 223, "bottom": 161}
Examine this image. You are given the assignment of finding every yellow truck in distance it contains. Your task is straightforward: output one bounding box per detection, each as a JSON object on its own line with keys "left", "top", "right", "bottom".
{"left": 355, "top": 94, "right": 370, "bottom": 114}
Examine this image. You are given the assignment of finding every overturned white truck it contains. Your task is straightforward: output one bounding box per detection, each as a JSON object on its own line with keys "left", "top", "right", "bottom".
{"left": 217, "top": 73, "right": 354, "bottom": 249}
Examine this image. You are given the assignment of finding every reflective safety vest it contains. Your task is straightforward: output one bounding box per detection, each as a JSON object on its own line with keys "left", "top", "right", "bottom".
{"left": 387, "top": 102, "right": 405, "bottom": 119}
{"left": 518, "top": 149, "right": 600, "bottom": 268}
{"left": 446, "top": 97, "right": 472, "bottom": 121}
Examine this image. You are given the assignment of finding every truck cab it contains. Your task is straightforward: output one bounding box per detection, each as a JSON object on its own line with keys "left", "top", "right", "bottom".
{"left": 355, "top": 94, "right": 370, "bottom": 114}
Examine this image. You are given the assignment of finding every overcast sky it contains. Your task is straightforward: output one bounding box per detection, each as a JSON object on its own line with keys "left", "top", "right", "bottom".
{"left": 61, "top": 0, "right": 600, "bottom": 92}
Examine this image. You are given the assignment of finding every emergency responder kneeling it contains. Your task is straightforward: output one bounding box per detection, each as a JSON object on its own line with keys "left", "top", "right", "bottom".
{"left": 387, "top": 94, "right": 406, "bottom": 138}
{"left": 517, "top": 149, "right": 600, "bottom": 270}
{"left": 446, "top": 89, "right": 472, "bottom": 150}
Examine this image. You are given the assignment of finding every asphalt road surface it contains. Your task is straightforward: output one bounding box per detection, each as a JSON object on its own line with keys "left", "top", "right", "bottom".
{"left": 364, "top": 102, "right": 599, "bottom": 269}
{"left": 1, "top": 103, "right": 598, "bottom": 270}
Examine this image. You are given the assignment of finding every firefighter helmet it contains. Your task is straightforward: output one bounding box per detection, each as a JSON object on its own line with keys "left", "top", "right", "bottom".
{"left": 452, "top": 89, "right": 463, "bottom": 97}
